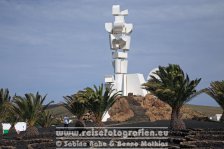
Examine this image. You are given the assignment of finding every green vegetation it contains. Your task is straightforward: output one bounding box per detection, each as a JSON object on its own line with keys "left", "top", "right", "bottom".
{"left": 63, "top": 91, "right": 87, "bottom": 126}
{"left": 0, "top": 64, "right": 223, "bottom": 134}
{"left": 143, "top": 64, "right": 201, "bottom": 130}
{"left": 12, "top": 92, "right": 54, "bottom": 137}
{"left": 47, "top": 104, "right": 71, "bottom": 117}
{"left": 38, "top": 111, "right": 57, "bottom": 128}
{"left": 83, "top": 84, "right": 121, "bottom": 126}
{"left": 64, "top": 91, "right": 87, "bottom": 120}
{"left": 45, "top": 103, "right": 222, "bottom": 120}
{"left": 203, "top": 81, "right": 224, "bottom": 122}
{"left": 0, "top": 89, "right": 12, "bottom": 122}
{"left": 63, "top": 84, "right": 121, "bottom": 126}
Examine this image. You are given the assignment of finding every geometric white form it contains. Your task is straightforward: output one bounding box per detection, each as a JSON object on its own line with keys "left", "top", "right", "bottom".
{"left": 114, "top": 74, "right": 123, "bottom": 93}
{"left": 104, "top": 5, "right": 147, "bottom": 97}
{"left": 105, "top": 75, "right": 114, "bottom": 83}
{"left": 109, "top": 34, "right": 132, "bottom": 50}
{"left": 105, "top": 5, "right": 147, "bottom": 96}
{"left": 15, "top": 122, "right": 27, "bottom": 133}
{"left": 126, "top": 73, "right": 148, "bottom": 96}
{"left": 147, "top": 68, "right": 159, "bottom": 80}
{"left": 2, "top": 123, "right": 11, "bottom": 134}
{"left": 112, "top": 51, "right": 128, "bottom": 59}
{"left": 102, "top": 111, "right": 110, "bottom": 122}
{"left": 105, "top": 5, "right": 133, "bottom": 51}
{"left": 209, "top": 114, "right": 222, "bottom": 121}
{"left": 114, "top": 59, "right": 128, "bottom": 74}
{"left": 103, "top": 5, "right": 148, "bottom": 122}
{"left": 112, "top": 5, "right": 121, "bottom": 15}
{"left": 105, "top": 23, "right": 113, "bottom": 32}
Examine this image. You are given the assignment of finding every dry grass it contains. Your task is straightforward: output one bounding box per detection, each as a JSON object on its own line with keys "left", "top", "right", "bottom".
{"left": 47, "top": 103, "right": 222, "bottom": 119}
{"left": 47, "top": 105, "right": 72, "bottom": 117}
{"left": 184, "top": 104, "right": 222, "bottom": 117}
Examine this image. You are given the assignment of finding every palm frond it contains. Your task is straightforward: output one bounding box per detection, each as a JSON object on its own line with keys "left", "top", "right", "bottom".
{"left": 203, "top": 81, "right": 224, "bottom": 109}
{"left": 12, "top": 92, "right": 52, "bottom": 127}
{"left": 0, "top": 88, "right": 12, "bottom": 121}
{"left": 143, "top": 64, "right": 201, "bottom": 108}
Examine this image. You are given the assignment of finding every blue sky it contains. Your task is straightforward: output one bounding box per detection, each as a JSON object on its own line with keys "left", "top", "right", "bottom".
{"left": 0, "top": 0, "right": 224, "bottom": 106}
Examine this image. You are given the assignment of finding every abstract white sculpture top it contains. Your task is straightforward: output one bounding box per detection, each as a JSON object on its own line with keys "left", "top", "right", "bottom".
{"left": 105, "top": 5, "right": 133, "bottom": 50}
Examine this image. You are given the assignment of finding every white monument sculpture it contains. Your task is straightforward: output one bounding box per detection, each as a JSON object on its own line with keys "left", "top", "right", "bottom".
{"left": 105, "top": 5, "right": 147, "bottom": 96}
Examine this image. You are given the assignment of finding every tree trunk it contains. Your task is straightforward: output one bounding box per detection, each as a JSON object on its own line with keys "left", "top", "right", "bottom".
{"left": 220, "top": 111, "right": 224, "bottom": 122}
{"left": 0, "top": 122, "right": 2, "bottom": 139}
{"left": 75, "top": 119, "right": 85, "bottom": 127}
{"left": 23, "top": 126, "right": 39, "bottom": 138}
{"left": 95, "top": 115, "right": 104, "bottom": 127}
{"left": 170, "top": 107, "right": 186, "bottom": 130}
{"left": 96, "top": 121, "right": 104, "bottom": 127}
{"left": 75, "top": 119, "right": 85, "bottom": 134}
{"left": 8, "top": 124, "right": 17, "bottom": 135}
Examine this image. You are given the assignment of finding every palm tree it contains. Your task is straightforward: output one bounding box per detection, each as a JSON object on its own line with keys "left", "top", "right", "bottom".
{"left": 63, "top": 91, "right": 87, "bottom": 120}
{"left": 63, "top": 91, "right": 87, "bottom": 127}
{"left": 5, "top": 110, "right": 20, "bottom": 136}
{"left": 12, "top": 92, "right": 53, "bottom": 137}
{"left": 143, "top": 64, "right": 201, "bottom": 130}
{"left": 0, "top": 88, "right": 12, "bottom": 137}
{"left": 82, "top": 84, "right": 121, "bottom": 126}
{"left": 0, "top": 88, "right": 12, "bottom": 122}
{"left": 38, "top": 111, "right": 56, "bottom": 128}
{"left": 203, "top": 81, "right": 224, "bottom": 122}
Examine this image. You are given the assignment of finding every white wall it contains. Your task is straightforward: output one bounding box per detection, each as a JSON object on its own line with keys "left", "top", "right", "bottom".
{"left": 126, "top": 73, "right": 147, "bottom": 96}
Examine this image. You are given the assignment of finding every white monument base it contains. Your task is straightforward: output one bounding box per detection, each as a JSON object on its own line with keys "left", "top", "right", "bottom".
{"left": 125, "top": 73, "right": 147, "bottom": 96}
{"left": 102, "top": 111, "right": 110, "bottom": 122}
{"left": 103, "top": 73, "right": 147, "bottom": 122}
{"left": 105, "top": 73, "right": 147, "bottom": 97}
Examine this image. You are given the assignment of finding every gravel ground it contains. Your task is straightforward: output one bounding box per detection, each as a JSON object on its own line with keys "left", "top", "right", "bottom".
{"left": 1, "top": 120, "right": 224, "bottom": 149}
{"left": 105, "top": 120, "right": 224, "bottom": 129}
